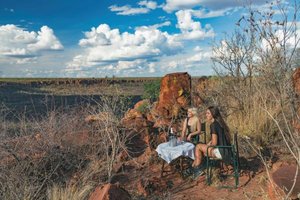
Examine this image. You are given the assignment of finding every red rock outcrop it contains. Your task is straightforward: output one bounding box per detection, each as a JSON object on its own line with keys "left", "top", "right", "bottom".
{"left": 152, "top": 72, "right": 191, "bottom": 127}
{"left": 122, "top": 72, "right": 191, "bottom": 130}
{"left": 89, "top": 183, "right": 131, "bottom": 200}
{"left": 121, "top": 99, "right": 151, "bottom": 130}
{"left": 268, "top": 163, "right": 300, "bottom": 200}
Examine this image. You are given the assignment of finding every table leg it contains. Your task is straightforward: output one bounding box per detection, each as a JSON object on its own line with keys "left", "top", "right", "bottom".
{"left": 180, "top": 157, "right": 183, "bottom": 173}
{"left": 161, "top": 160, "right": 165, "bottom": 177}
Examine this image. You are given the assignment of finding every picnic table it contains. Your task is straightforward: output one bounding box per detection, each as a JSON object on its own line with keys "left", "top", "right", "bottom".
{"left": 156, "top": 141, "right": 195, "bottom": 177}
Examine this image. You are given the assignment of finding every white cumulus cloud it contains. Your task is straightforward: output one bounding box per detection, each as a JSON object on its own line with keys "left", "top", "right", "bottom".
{"left": 67, "top": 13, "right": 215, "bottom": 75}
{"left": 175, "top": 10, "right": 215, "bottom": 40}
{"left": 28, "top": 26, "right": 63, "bottom": 51}
{"left": 187, "top": 51, "right": 211, "bottom": 62}
{"left": 157, "top": 47, "right": 213, "bottom": 74}
{"left": 0, "top": 24, "right": 63, "bottom": 63}
{"left": 109, "top": 1, "right": 157, "bottom": 15}
{"left": 67, "top": 23, "right": 182, "bottom": 69}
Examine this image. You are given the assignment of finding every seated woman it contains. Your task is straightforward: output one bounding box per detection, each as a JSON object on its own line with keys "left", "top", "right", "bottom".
{"left": 180, "top": 107, "right": 201, "bottom": 145}
{"left": 192, "top": 106, "right": 232, "bottom": 177}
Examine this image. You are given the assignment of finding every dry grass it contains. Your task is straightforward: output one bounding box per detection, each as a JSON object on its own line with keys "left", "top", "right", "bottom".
{"left": 204, "top": 1, "right": 300, "bottom": 198}
{"left": 0, "top": 88, "right": 133, "bottom": 199}
{"left": 48, "top": 184, "right": 94, "bottom": 200}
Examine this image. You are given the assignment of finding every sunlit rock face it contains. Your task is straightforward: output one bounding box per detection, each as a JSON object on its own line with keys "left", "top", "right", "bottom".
{"left": 121, "top": 72, "right": 191, "bottom": 129}
{"left": 121, "top": 99, "right": 150, "bottom": 130}
{"left": 152, "top": 72, "right": 191, "bottom": 127}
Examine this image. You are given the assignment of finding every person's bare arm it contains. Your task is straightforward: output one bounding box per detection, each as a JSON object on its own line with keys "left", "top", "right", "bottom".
{"left": 211, "top": 133, "right": 218, "bottom": 146}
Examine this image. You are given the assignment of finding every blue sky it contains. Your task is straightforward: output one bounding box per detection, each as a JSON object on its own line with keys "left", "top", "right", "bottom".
{"left": 0, "top": 0, "right": 295, "bottom": 77}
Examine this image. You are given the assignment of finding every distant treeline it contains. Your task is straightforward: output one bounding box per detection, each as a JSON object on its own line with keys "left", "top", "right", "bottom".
{"left": 0, "top": 77, "right": 164, "bottom": 87}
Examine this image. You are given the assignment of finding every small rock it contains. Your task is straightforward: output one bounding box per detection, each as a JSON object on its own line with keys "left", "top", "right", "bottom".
{"left": 89, "top": 183, "right": 131, "bottom": 200}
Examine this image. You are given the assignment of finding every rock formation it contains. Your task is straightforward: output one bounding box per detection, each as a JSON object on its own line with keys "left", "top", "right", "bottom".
{"left": 151, "top": 72, "right": 191, "bottom": 127}
{"left": 268, "top": 163, "right": 300, "bottom": 200}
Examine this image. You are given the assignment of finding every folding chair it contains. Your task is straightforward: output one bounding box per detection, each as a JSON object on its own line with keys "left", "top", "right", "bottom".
{"left": 206, "top": 131, "right": 240, "bottom": 188}
{"left": 200, "top": 122, "right": 207, "bottom": 144}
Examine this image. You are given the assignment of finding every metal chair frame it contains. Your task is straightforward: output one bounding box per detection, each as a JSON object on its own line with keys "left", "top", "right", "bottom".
{"left": 206, "top": 132, "right": 240, "bottom": 188}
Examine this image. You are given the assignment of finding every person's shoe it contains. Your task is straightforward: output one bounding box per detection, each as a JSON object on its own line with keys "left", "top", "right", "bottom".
{"left": 199, "top": 162, "right": 207, "bottom": 170}
{"left": 182, "top": 167, "right": 193, "bottom": 178}
{"left": 192, "top": 167, "right": 205, "bottom": 180}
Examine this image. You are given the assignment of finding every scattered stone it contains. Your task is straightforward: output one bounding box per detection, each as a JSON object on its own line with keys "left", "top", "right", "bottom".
{"left": 137, "top": 177, "right": 168, "bottom": 197}
{"left": 89, "top": 183, "right": 131, "bottom": 200}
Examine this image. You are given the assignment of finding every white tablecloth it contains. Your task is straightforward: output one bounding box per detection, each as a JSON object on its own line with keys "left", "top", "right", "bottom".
{"left": 156, "top": 142, "right": 195, "bottom": 164}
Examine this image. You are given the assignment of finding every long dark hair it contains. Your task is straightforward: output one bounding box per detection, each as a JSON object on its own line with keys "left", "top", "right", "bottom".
{"left": 208, "top": 106, "right": 231, "bottom": 143}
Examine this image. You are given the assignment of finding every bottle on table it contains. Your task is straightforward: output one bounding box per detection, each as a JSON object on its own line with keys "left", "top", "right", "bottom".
{"left": 169, "top": 128, "right": 177, "bottom": 147}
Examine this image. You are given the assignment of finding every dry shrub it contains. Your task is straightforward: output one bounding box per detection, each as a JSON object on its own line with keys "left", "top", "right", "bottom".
{"left": 0, "top": 86, "right": 133, "bottom": 199}
{"left": 205, "top": 1, "right": 300, "bottom": 198}
{"left": 48, "top": 184, "right": 93, "bottom": 200}
{"left": 206, "top": 1, "right": 300, "bottom": 146}
{"left": 0, "top": 107, "right": 90, "bottom": 200}
{"left": 86, "top": 90, "right": 132, "bottom": 182}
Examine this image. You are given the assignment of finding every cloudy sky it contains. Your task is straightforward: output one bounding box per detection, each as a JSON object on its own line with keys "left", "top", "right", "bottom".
{"left": 0, "top": 0, "right": 294, "bottom": 77}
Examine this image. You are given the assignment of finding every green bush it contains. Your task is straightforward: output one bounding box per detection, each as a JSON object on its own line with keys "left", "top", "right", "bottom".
{"left": 136, "top": 101, "right": 150, "bottom": 114}
{"left": 142, "top": 80, "right": 161, "bottom": 102}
